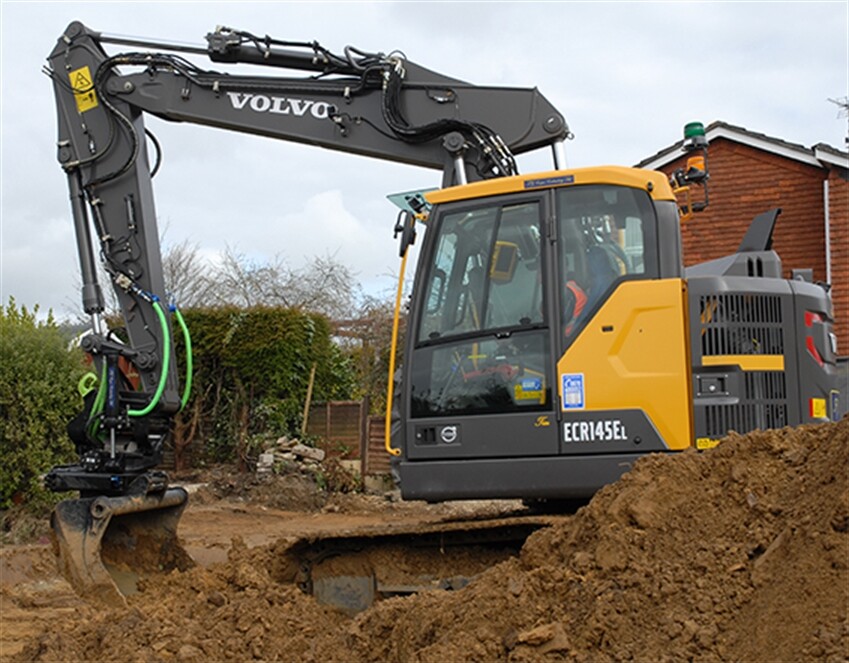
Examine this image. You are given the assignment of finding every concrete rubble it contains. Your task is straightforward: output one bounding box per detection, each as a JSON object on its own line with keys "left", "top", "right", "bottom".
{"left": 256, "top": 435, "right": 328, "bottom": 477}
{"left": 255, "top": 434, "right": 391, "bottom": 493}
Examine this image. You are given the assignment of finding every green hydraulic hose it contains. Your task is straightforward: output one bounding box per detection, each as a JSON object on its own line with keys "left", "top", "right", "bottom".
{"left": 173, "top": 307, "right": 193, "bottom": 410}
{"left": 86, "top": 363, "right": 108, "bottom": 439}
{"left": 128, "top": 299, "right": 170, "bottom": 417}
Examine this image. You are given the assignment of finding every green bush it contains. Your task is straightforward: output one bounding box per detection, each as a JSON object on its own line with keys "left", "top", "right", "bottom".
{"left": 175, "top": 306, "right": 356, "bottom": 464}
{"left": 0, "top": 299, "right": 86, "bottom": 508}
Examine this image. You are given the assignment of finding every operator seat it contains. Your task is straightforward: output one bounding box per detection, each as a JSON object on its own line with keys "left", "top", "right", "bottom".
{"left": 586, "top": 244, "right": 620, "bottom": 302}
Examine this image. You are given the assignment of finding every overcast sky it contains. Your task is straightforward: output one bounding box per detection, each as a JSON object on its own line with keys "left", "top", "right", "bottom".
{"left": 1, "top": 1, "right": 847, "bottom": 322}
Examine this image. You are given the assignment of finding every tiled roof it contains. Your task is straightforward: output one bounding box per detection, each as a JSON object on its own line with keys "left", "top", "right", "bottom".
{"left": 636, "top": 121, "right": 848, "bottom": 171}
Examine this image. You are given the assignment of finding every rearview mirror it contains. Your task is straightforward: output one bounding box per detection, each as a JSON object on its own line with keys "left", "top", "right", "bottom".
{"left": 394, "top": 210, "right": 417, "bottom": 257}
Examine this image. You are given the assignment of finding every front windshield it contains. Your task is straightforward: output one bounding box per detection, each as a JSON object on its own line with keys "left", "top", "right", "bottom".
{"left": 417, "top": 201, "right": 543, "bottom": 343}
{"left": 411, "top": 198, "right": 549, "bottom": 418}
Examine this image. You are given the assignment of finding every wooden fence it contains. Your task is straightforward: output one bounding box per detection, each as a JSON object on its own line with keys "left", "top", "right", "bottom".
{"left": 306, "top": 400, "right": 392, "bottom": 475}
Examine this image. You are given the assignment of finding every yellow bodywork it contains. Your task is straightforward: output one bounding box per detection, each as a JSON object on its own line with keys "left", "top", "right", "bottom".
{"left": 557, "top": 279, "right": 693, "bottom": 450}
{"left": 701, "top": 354, "right": 785, "bottom": 371}
{"left": 425, "top": 166, "right": 676, "bottom": 206}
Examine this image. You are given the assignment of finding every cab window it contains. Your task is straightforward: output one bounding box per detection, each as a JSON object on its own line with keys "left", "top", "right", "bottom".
{"left": 556, "top": 185, "right": 655, "bottom": 338}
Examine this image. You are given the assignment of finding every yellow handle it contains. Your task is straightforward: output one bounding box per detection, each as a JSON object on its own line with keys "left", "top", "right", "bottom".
{"left": 384, "top": 249, "right": 409, "bottom": 457}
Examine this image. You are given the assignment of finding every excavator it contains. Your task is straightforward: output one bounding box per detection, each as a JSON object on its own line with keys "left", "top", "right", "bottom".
{"left": 44, "top": 21, "right": 841, "bottom": 611}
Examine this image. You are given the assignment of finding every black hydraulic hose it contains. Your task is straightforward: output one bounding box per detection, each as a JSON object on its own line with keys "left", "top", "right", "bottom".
{"left": 379, "top": 66, "right": 517, "bottom": 176}
{"left": 145, "top": 128, "right": 162, "bottom": 177}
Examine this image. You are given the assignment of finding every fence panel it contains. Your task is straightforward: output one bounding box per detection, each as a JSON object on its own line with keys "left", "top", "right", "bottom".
{"left": 307, "top": 400, "right": 365, "bottom": 461}
{"left": 365, "top": 415, "right": 392, "bottom": 474}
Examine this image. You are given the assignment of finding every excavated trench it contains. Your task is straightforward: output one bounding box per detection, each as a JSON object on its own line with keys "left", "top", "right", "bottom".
{"left": 273, "top": 516, "right": 559, "bottom": 614}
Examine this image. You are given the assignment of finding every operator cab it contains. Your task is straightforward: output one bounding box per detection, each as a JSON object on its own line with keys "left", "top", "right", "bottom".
{"left": 396, "top": 168, "right": 680, "bottom": 500}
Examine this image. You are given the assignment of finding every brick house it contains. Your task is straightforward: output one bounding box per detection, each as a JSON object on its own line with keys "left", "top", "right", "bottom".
{"left": 637, "top": 121, "right": 849, "bottom": 354}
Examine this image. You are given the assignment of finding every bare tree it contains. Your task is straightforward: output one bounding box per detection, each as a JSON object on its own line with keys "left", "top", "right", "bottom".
{"left": 77, "top": 237, "right": 363, "bottom": 319}
{"left": 208, "top": 246, "right": 359, "bottom": 319}
{"left": 285, "top": 253, "right": 359, "bottom": 320}
{"left": 208, "top": 247, "right": 287, "bottom": 308}
{"left": 161, "top": 238, "right": 215, "bottom": 308}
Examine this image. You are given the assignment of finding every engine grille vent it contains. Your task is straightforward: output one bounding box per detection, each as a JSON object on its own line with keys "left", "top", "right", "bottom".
{"left": 703, "top": 371, "right": 788, "bottom": 436}
{"left": 699, "top": 293, "right": 784, "bottom": 356}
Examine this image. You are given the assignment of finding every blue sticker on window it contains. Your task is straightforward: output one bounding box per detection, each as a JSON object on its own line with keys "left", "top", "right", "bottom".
{"left": 524, "top": 175, "right": 574, "bottom": 189}
{"left": 521, "top": 378, "right": 542, "bottom": 391}
{"left": 562, "top": 373, "right": 585, "bottom": 410}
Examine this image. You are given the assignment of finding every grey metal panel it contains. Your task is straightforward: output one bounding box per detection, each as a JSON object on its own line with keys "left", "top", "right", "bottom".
{"left": 686, "top": 274, "right": 840, "bottom": 437}
{"left": 406, "top": 411, "right": 559, "bottom": 460}
{"left": 685, "top": 251, "right": 783, "bottom": 279}
{"left": 559, "top": 409, "right": 668, "bottom": 454}
{"left": 837, "top": 358, "right": 848, "bottom": 419}
{"left": 790, "top": 280, "right": 842, "bottom": 421}
{"left": 398, "top": 453, "right": 649, "bottom": 501}
{"left": 655, "top": 200, "right": 683, "bottom": 279}
{"left": 687, "top": 275, "right": 794, "bottom": 298}
{"left": 688, "top": 276, "right": 798, "bottom": 438}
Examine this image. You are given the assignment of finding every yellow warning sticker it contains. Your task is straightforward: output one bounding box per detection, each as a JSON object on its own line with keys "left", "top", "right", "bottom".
{"left": 696, "top": 437, "right": 720, "bottom": 450}
{"left": 69, "top": 66, "right": 98, "bottom": 113}
{"left": 810, "top": 398, "right": 827, "bottom": 419}
{"left": 514, "top": 384, "right": 543, "bottom": 402}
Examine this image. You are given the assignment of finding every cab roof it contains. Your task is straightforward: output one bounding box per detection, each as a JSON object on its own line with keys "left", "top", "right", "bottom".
{"left": 425, "top": 166, "right": 675, "bottom": 205}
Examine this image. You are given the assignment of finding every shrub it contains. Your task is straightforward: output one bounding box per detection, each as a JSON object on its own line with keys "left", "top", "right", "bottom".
{"left": 0, "top": 299, "right": 86, "bottom": 508}
{"left": 173, "top": 305, "right": 356, "bottom": 466}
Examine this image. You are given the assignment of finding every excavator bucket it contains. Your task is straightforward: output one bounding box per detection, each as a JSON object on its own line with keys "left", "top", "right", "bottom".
{"left": 50, "top": 487, "right": 193, "bottom": 606}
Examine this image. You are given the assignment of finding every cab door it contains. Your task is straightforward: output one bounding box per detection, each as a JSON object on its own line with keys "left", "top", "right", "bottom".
{"left": 552, "top": 184, "right": 691, "bottom": 454}
{"left": 405, "top": 192, "right": 559, "bottom": 460}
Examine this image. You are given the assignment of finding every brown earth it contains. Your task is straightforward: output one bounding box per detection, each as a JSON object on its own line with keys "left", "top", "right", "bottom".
{"left": 3, "top": 420, "right": 848, "bottom": 662}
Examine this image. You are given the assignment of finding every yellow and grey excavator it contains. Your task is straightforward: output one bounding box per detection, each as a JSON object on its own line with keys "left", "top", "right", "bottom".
{"left": 44, "top": 21, "right": 841, "bottom": 608}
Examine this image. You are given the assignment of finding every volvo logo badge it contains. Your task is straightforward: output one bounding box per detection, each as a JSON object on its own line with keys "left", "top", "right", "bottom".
{"left": 440, "top": 426, "right": 458, "bottom": 444}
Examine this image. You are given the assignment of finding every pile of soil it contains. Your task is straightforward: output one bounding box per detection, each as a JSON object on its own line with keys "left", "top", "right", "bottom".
{"left": 15, "top": 420, "right": 848, "bottom": 662}
{"left": 346, "top": 420, "right": 848, "bottom": 662}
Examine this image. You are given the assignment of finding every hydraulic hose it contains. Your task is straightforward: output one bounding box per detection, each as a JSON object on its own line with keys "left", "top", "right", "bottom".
{"left": 128, "top": 299, "right": 170, "bottom": 417}
{"left": 173, "top": 306, "right": 193, "bottom": 411}
{"left": 86, "top": 363, "right": 108, "bottom": 440}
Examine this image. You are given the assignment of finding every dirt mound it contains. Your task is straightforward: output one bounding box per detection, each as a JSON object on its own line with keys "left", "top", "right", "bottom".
{"left": 16, "top": 538, "right": 347, "bottom": 662}
{"left": 15, "top": 421, "right": 849, "bottom": 662}
{"left": 346, "top": 421, "right": 849, "bottom": 662}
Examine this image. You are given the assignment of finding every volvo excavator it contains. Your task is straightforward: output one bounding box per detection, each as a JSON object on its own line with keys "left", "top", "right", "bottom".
{"left": 44, "top": 21, "right": 841, "bottom": 610}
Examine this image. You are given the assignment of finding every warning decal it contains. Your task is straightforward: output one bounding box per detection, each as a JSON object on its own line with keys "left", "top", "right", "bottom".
{"left": 69, "top": 66, "right": 98, "bottom": 113}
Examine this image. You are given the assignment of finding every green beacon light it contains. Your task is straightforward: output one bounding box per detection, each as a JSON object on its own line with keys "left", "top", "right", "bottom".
{"left": 683, "top": 122, "right": 708, "bottom": 151}
{"left": 684, "top": 121, "right": 705, "bottom": 138}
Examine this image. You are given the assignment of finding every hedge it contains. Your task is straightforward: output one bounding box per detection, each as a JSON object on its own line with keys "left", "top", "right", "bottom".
{"left": 0, "top": 300, "right": 85, "bottom": 507}
{"left": 173, "top": 305, "right": 356, "bottom": 465}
